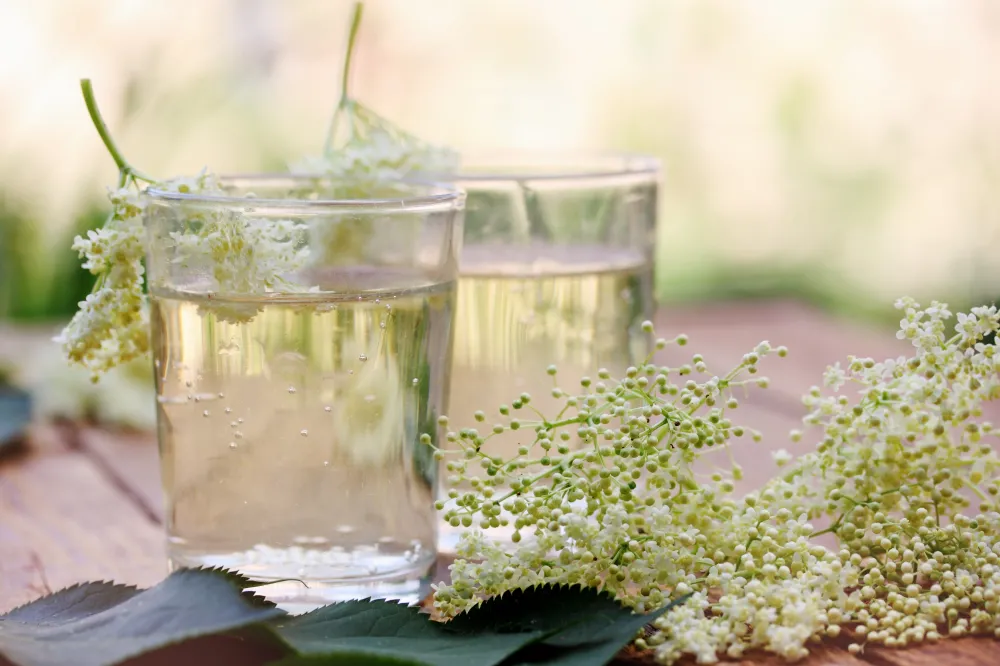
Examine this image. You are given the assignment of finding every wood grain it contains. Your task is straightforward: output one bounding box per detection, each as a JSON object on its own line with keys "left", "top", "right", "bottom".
{"left": 0, "top": 424, "right": 165, "bottom": 612}
{"left": 860, "top": 638, "right": 1000, "bottom": 666}
{"left": 77, "top": 426, "right": 164, "bottom": 521}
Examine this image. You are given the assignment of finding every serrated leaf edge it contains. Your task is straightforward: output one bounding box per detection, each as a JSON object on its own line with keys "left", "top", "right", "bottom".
{"left": 0, "top": 580, "right": 141, "bottom": 619}
{"left": 283, "top": 596, "right": 416, "bottom": 621}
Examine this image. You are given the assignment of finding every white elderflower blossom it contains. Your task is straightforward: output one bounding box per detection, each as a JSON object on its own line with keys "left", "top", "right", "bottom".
{"left": 56, "top": 187, "right": 150, "bottom": 378}
{"left": 169, "top": 214, "right": 311, "bottom": 296}
{"left": 58, "top": 166, "right": 315, "bottom": 376}
{"left": 430, "top": 302, "right": 1000, "bottom": 663}
{"left": 771, "top": 448, "right": 792, "bottom": 467}
{"left": 292, "top": 125, "right": 458, "bottom": 185}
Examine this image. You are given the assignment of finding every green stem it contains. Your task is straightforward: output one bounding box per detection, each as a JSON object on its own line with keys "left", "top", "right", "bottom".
{"left": 323, "top": 2, "right": 364, "bottom": 155}
{"left": 340, "top": 3, "right": 364, "bottom": 102}
{"left": 810, "top": 512, "right": 845, "bottom": 538}
{"left": 80, "top": 79, "right": 155, "bottom": 183}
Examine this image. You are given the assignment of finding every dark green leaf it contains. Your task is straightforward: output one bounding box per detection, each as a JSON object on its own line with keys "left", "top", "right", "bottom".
{"left": 271, "top": 598, "right": 547, "bottom": 666}
{"left": 445, "top": 585, "right": 688, "bottom": 666}
{"left": 271, "top": 651, "right": 426, "bottom": 666}
{"left": 0, "top": 568, "right": 286, "bottom": 666}
{"left": 1, "top": 582, "right": 140, "bottom": 624}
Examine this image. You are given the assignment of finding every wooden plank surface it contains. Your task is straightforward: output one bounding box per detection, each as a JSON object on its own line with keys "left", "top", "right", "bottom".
{"left": 1, "top": 300, "right": 997, "bottom": 666}
{"left": 0, "top": 424, "right": 165, "bottom": 612}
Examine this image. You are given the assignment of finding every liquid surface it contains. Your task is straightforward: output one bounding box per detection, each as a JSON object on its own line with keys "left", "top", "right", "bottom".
{"left": 440, "top": 244, "right": 653, "bottom": 550}
{"left": 150, "top": 270, "right": 454, "bottom": 606}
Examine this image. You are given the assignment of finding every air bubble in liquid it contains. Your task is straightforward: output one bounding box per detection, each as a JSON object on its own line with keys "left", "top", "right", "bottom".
{"left": 288, "top": 386, "right": 297, "bottom": 394}
{"left": 202, "top": 410, "right": 210, "bottom": 417}
{"left": 300, "top": 429, "right": 309, "bottom": 437}
{"left": 358, "top": 354, "right": 368, "bottom": 362}
{"left": 229, "top": 442, "right": 238, "bottom": 449}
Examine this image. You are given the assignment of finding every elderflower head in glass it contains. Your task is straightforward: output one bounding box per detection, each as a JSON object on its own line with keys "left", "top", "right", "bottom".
{"left": 142, "top": 175, "right": 464, "bottom": 609}
{"left": 430, "top": 154, "right": 660, "bottom": 552}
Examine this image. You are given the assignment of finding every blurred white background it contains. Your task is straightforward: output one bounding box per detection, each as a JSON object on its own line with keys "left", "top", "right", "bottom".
{"left": 2, "top": 0, "right": 999, "bottom": 321}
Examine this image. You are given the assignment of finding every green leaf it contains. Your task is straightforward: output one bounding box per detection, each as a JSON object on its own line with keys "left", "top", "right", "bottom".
{"left": 445, "top": 585, "right": 687, "bottom": 666}
{"left": 1, "top": 582, "right": 141, "bottom": 624}
{"left": 270, "top": 598, "right": 547, "bottom": 666}
{"left": 271, "top": 651, "right": 427, "bottom": 666}
{"left": 0, "top": 568, "right": 286, "bottom": 666}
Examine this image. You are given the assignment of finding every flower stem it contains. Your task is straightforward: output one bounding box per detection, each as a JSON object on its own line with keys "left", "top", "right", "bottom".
{"left": 80, "top": 79, "right": 155, "bottom": 183}
{"left": 340, "top": 2, "right": 364, "bottom": 103}
{"left": 323, "top": 2, "right": 364, "bottom": 155}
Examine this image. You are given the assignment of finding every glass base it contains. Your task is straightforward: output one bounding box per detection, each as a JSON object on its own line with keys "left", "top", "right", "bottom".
{"left": 169, "top": 550, "right": 435, "bottom": 614}
{"left": 245, "top": 574, "right": 432, "bottom": 614}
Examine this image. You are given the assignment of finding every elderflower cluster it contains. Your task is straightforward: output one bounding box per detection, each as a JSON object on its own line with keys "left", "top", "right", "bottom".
{"left": 290, "top": 103, "right": 458, "bottom": 183}
{"left": 56, "top": 186, "right": 150, "bottom": 377}
{"left": 60, "top": 169, "right": 317, "bottom": 375}
{"left": 168, "top": 214, "right": 311, "bottom": 295}
{"left": 289, "top": 102, "right": 458, "bottom": 268}
{"left": 431, "top": 300, "right": 1000, "bottom": 664}
{"left": 153, "top": 169, "right": 312, "bottom": 302}
{"left": 292, "top": 126, "right": 458, "bottom": 184}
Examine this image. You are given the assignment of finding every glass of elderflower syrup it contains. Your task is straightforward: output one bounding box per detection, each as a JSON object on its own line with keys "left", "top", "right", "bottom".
{"left": 142, "top": 175, "right": 464, "bottom": 610}
{"left": 427, "top": 154, "right": 660, "bottom": 553}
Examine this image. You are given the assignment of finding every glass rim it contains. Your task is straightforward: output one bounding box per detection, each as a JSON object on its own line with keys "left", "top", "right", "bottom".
{"left": 425, "top": 151, "right": 661, "bottom": 183}
{"left": 143, "top": 174, "right": 466, "bottom": 213}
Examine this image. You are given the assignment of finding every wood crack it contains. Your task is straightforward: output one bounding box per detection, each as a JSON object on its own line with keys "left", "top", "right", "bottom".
{"left": 61, "top": 421, "right": 163, "bottom": 526}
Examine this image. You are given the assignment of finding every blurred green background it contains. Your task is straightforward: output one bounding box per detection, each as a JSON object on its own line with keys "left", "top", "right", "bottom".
{"left": 1, "top": 0, "right": 997, "bottom": 327}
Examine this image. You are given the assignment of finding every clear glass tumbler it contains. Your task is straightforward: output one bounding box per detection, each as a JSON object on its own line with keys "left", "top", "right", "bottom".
{"left": 432, "top": 154, "right": 660, "bottom": 552}
{"left": 142, "top": 176, "right": 464, "bottom": 609}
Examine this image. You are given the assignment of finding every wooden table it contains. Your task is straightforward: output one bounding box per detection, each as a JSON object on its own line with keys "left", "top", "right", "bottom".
{"left": 2, "top": 300, "right": 999, "bottom": 665}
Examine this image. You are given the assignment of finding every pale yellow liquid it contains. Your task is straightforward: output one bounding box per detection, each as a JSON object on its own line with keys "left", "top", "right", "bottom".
{"left": 149, "top": 270, "right": 454, "bottom": 607}
{"left": 440, "top": 244, "right": 653, "bottom": 550}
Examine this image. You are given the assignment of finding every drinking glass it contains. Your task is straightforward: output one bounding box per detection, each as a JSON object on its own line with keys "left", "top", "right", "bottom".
{"left": 431, "top": 154, "right": 660, "bottom": 552}
{"left": 143, "top": 176, "right": 464, "bottom": 609}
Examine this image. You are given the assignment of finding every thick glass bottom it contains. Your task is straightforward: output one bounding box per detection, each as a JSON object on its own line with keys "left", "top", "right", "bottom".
{"left": 169, "top": 547, "right": 435, "bottom": 613}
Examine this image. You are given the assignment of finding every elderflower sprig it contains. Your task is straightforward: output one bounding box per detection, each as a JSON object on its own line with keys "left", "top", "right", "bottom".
{"left": 429, "top": 299, "right": 1000, "bottom": 664}
{"left": 288, "top": 2, "right": 459, "bottom": 267}
{"left": 289, "top": 2, "right": 458, "bottom": 183}
{"left": 59, "top": 81, "right": 311, "bottom": 378}
{"left": 429, "top": 324, "right": 780, "bottom": 611}
{"left": 55, "top": 80, "right": 170, "bottom": 378}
